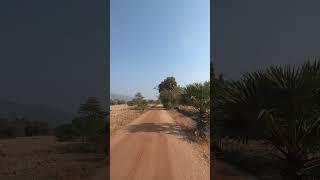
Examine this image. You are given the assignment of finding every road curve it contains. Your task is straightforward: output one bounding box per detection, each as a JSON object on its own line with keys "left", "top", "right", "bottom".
{"left": 110, "top": 107, "right": 209, "bottom": 180}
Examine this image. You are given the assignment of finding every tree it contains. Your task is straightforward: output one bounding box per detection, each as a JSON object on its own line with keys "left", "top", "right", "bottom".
{"left": 158, "top": 77, "right": 181, "bottom": 108}
{"left": 132, "top": 92, "right": 147, "bottom": 110}
{"left": 0, "top": 118, "right": 10, "bottom": 138}
{"left": 78, "top": 97, "right": 107, "bottom": 143}
{"left": 215, "top": 60, "right": 320, "bottom": 179}
{"left": 159, "top": 87, "right": 182, "bottom": 108}
{"left": 54, "top": 97, "right": 107, "bottom": 144}
{"left": 10, "top": 116, "right": 27, "bottom": 137}
{"left": 158, "top": 77, "right": 177, "bottom": 93}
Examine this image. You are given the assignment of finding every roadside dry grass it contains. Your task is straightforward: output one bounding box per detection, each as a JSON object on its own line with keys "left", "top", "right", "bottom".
{"left": 110, "top": 104, "right": 146, "bottom": 135}
{"left": 0, "top": 136, "right": 106, "bottom": 180}
{"left": 168, "top": 108, "right": 210, "bottom": 164}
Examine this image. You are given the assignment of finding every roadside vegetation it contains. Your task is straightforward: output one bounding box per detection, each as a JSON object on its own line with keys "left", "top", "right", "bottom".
{"left": 0, "top": 117, "right": 49, "bottom": 138}
{"left": 157, "top": 76, "right": 210, "bottom": 139}
{"left": 54, "top": 97, "right": 107, "bottom": 153}
{"left": 110, "top": 99, "right": 126, "bottom": 105}
{"left": 212, "top": 59, "right": 320, "bottom": 179}
{"left": 110, "top": 92, "right": 157, "bottom": 134}
{"left": 0, "top": 97, "right": 108, "bottom": 179}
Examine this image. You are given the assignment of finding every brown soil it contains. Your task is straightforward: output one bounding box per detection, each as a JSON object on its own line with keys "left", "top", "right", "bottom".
{"left": 0, "top": 136, "right": 106, "bottom": 180}
{"left": 110, "top": 106, "right": 210, "bottom": 180}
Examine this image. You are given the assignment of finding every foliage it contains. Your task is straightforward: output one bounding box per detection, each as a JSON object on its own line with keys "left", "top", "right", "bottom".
{"left": 159, "top": 87, "right": 183, "bottom": 109}
{"left": 78, "top": 97, "right": 107, "bottom": 143}
{"left": 158, "top": 77, "right": 177, "bottom": 93}
{"left": 0, "top": 117, "right": 48, "bottom": 138}
{"left": 110, "top": 99, "right": 126, "bottom": 105}
{"left": 157, "top": 77, "right": 182, "bottom": 109}
{"left": 131, "top": 92, "right": 147, "bottom": 110}
{"left": 215, "top": 60, "right": 320, "bottom": 178}
{"left": 127, "top": 100, "right": 135, "bottom": 106}
{"left": 182, "top": 81, "right": 210, "bottom": 116}
{"left": 55, "top": 97, "right": 107, "bottom": 144}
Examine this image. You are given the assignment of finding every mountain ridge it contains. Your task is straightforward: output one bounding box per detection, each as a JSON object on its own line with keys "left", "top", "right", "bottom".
{"left": 110, "top": 93, "right": 133, "bottom": 101}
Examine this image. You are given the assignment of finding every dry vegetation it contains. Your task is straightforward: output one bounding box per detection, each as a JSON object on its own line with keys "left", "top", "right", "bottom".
{"left": 168, "top": 106, "right": 210, "bottom": 163}
{"left": 0, "top": 136, "right": 106, "bottom": 180}
{"left": 110, "top": 104, "right": 146, "bottom": 134}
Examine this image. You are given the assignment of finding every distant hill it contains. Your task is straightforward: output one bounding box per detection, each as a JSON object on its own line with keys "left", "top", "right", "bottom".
{"left": 110, "top": 93, "right": 133, "bottom": 101}
{"left": 0, "top": 99, "right": 75, "bottom": 127}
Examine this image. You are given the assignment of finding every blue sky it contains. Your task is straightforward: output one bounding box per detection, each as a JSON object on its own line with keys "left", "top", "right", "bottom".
{"left": 111, "top": 0, "right": 210, "bottom": 99}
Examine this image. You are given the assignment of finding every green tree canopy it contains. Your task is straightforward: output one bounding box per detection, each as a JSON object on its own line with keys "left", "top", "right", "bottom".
{"left": 158, "top": 77, "right": 177, "bottom": 93}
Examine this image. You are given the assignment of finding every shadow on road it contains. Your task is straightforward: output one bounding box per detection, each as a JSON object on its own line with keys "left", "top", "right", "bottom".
{"left": 126, "top": 122, "right": 197, "bottom": 143}
{"left": 147, "top": 106, "right": 167, "bottom": 110}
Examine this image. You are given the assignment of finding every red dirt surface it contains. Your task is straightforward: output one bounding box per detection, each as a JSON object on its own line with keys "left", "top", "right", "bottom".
{"left": 110, "top": 107, "right": 210, "bottom": 180}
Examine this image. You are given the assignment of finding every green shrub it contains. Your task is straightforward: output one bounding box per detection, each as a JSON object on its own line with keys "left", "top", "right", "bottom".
{"left": 183, "top": 81, "right": 210, "bottom": 116}
{"left": 215, "top": 60, "right": 320, "bottom": 178}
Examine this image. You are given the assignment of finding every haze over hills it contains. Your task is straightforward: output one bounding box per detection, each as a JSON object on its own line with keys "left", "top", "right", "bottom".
{"left": 110, "top": 93, "right": 133, "bottom": 101}
{"left": 0, "top": 99, "right": 75, "bottom": 127}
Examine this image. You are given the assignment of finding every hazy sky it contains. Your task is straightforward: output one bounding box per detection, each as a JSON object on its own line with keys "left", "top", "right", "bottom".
{"left": 110, "top": 0, "right": 210, "bottom": 99}
{"left": 0, "top": 0, "right": 105, "bottom": 113}
{"left": 214, "top": 0, "right": 320, "bottom": 80}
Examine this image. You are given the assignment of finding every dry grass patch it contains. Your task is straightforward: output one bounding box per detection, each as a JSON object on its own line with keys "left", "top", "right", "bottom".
{"left": 110, "top": 104, "right": 146, "bottom": 134}
{"left": 0, "top": 136, "right": 106, "bottom": 180}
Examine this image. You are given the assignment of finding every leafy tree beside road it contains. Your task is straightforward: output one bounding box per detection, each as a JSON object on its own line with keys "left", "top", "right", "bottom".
{"left": 131, "top": 92, "right": 148, "bottom": 110}
{"left": 158, "top": 77, "right": 177, "bottom": 92}
{"left": 158, "top": 77, "right": 182, "bottom": 108}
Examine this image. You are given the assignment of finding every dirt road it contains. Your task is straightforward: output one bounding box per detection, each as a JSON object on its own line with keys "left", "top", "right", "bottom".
{"left": 110, "top": 107, "right": 209, "bottom": 180}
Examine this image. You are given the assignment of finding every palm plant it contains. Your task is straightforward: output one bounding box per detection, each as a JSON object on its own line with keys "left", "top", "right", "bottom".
{"left": 215, "top": 60, "right": 320, "bottom": 179}
{"left": 183, "top": 81, "right": 210, "bottom": 116}
{"left": 182, "top": 81, "right": 210, "bottom": 138}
